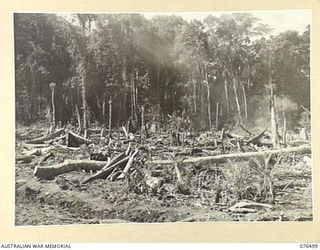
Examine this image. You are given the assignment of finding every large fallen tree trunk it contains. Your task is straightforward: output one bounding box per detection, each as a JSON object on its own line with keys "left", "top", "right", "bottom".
{"left": 82, "top": 154, "right": 131, "bottom": 184}
{"left": 26, "top": 129, "right": 65, "bottom": 144}
{"left": 148, "top": 145, "right": 311, "bottom": 165}
{"left": 34, "top": 160, "right": 108, "bottom": 179}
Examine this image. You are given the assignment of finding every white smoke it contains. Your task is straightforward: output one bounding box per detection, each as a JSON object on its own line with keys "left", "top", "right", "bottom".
{"left": 275, "top": 96, "right": 298, "bottom": 112}
{"left": 250, "top": 95, "right": 298, "bottom": 128}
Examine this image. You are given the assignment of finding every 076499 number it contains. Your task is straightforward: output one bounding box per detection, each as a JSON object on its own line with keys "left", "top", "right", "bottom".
{"left": 300, "top": 244, "right": 319, "bottom": 248}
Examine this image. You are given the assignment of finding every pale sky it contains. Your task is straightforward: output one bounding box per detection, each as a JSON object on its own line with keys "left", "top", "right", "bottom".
{"left": 142, "top": 9, "right": 311, "bottom": 35}
{"left": 58, "top": 9, "right": 310, "bottom": 35}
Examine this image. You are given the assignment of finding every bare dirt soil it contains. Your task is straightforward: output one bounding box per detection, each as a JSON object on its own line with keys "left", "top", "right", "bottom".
{"left": 15, "top": 125, "right": 313, "bottom": 225}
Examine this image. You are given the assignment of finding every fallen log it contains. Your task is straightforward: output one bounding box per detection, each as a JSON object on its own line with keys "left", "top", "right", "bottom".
{"left": 82, "top": 154, "right": 131, "bottom": 184}
{"left": 26, "top": 129, "right": 65, "bottom": 144}
{"left": 55, "top": 145, "right": 81, "bottom": 151}
{"left": 148, "top": 145, "right": 311, "bottom": 165}
{"left": 109, "top": 169, "right": 123, "bottom": 181}
{"left": 118, "top": 149, "right": 139, "bottom": 179}
{"left": 66, "top": 130, "right": 92, "bottom": 147}
{"left": 100, "top": 152, "right": 126, "bottom": 171}
{"left": 34, "top": 160, "right": 108, "bottom": 179}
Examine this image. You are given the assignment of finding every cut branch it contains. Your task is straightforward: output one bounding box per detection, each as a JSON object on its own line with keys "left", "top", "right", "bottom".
{"left": 82, "top": 154, "right": 131, "bottom": 184}
{"left": 240, "top": 124, "right": 252, "bottom": 136}
{"left": 118, "top": 149, "right": 138, "bottom": 179}
{"left": 101, "top": 152, "right": 126, "bottom": 171}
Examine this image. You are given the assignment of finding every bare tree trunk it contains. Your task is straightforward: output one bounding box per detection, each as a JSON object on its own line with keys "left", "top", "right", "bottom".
{"left": 224, "top": 78, "right": 230, "bottom": 119}
{"left": 122, "top": 56, "right": 127, "bottom": 82}
{"left": 233, "top": 77, "right": 242, "bottom": 125}
{"left": 75, "top": 105, "right": 81, "bottom": 131}
{"left": 216, "top": 102, "right": 219, "bottom": 130}
{"left": 141, "top": 105, "right": 145, "bottom": 133}
{"left": 189, "top": 72, "right": 196, "bottom": 114}
{"left": 281, "top": 81, "right": 287, "bottom": 146}
{"left": 102, "top": 95, "right": 106, "bottom": 124}
{"left": 134, "top": 69, "right": 139, "bottom": 122}
{"left": 122, "top": 92, "right": 127, "bottom": 121}
{"left": 76, "top": 16, "right": 91, "bottom": 134}
{"left": 51, "top": 89, "right": 56, "bottom": 127}
{"left": 82, "top": 75, "right": 88, "bottom": 132}
{"left": 201, "top": 85, "right": 204, "bottom": 119}
{"left": 157, "top": 61, "right": 160, "bottom": 107}
{"left": 241, "top": 81, "right": 248, "bottom": 119}
{"left": 173, "top": 91, "right": 176, "bottom": 112}
{"left": 267, "top": 47, "right": 280, "bottom": 149}
{"left": 205, "top": 81, "right": 211, "bottom": 130}
{"left": 49, "top": 82, "right": 56, "bottom": 130}
{"left": 108, "top": 97, "right": 112, "bottom": 140}
{"left": 30, "top": 66, "right": 37, "bottom": 122}
{"left": 130, "top": 74, "right": 134, "bottom": 119}
{"left": 133, "top": 73, "right": 136, "bottom": 121}
{"left": 122, "top": 56, "right": 128, "bottom": 120}
{"left": 96, "top": 95, "right": 101, "bottom": 122}
{"left": 269, "top": 82, "right": 280, "bottom": 148}
{"left": 193, "top": 79, "right": 197, "bottom": 113}
{"left": 69, "top": 87, "right": 75, "bottom": 124}
{"left": 204, "top": 64, "right": 212, "bottom": 130}
{"left": 283, "top": 116, "right": 287, "bottom": 145}
{"left": 77, "top": 83, "right": 81, "bottom": 112}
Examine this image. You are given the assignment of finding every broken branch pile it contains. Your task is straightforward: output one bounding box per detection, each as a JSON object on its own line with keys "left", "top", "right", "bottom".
{"left": 34, "top": 143, "right": 142, "bottom": 185}
{"left": 18, "top": 121, "right": 311, "bottom": 212}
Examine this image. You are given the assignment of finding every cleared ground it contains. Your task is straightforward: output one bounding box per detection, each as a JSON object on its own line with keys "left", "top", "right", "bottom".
{"left": 15, "top": 125, "right": 313, "bottom": 225}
